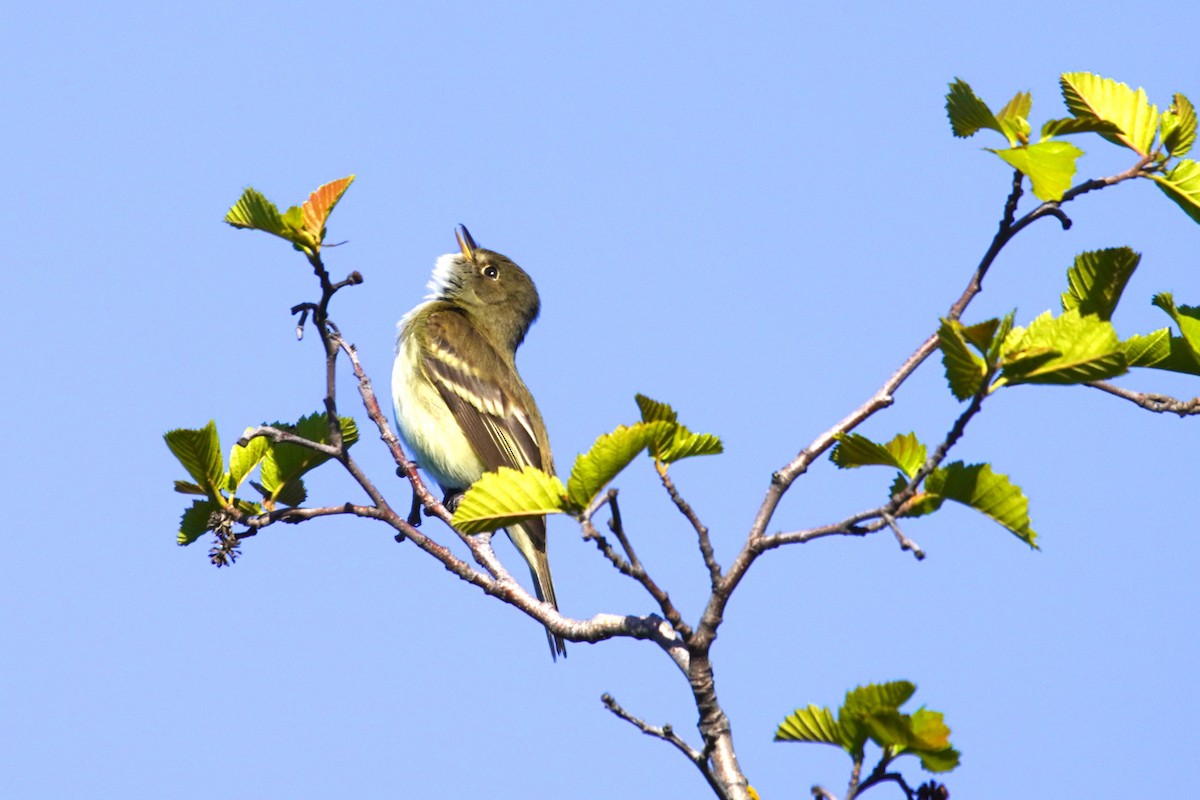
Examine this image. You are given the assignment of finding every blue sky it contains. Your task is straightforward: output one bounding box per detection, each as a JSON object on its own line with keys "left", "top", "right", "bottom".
{"left": 4, "top": 2, "right": 1198, "bottom": 798}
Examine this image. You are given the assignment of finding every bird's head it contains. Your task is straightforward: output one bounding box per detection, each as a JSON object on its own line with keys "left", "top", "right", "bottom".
{"left": 428, "top": 225, "right": 542, "bottom": 352}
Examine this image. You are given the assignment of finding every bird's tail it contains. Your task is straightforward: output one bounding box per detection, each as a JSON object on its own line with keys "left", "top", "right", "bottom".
{"left": 506, "top": 518, "right": 567, "bottom": 661}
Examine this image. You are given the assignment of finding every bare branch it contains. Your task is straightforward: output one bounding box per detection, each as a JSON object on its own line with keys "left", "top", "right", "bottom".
{"left": 1089, "top": 381, "right": 1200, "bottom": 416}
{"left": 602, "top": 693, "right": 723, "bottom": 797}
{"left": 883, "top": 513, "right": 925, "bottom": 560}
{"left": 658, "top": 466, "right": 722, "bottom": 586}
{"left": 238, "top": 425, "right": 341, "bottom": 457}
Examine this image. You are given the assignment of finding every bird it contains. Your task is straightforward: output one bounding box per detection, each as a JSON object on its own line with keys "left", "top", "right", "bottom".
{"left": 392, "top": 225, "right": 566, "bottom": 660}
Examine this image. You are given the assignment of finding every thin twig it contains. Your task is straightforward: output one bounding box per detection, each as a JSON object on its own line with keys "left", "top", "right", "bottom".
{"left": 1089, "top": 381, "right": 1200, "bottom": 416}
{"left": 658, "top": 467, "right": 722, "bottom": 587}
{"left": 602, "top": 693, "right": 722, "bottom": 797}
{"left": 883, "top": 513, "right": 925, "bottom": 560}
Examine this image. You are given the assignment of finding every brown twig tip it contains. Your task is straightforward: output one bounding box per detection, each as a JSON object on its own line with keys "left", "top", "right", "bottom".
{"left": 1089, "top": 381, "right": 1200, "bottom": 416}
{"left": 347, "top": 271, "right": 363, "bottom": 284}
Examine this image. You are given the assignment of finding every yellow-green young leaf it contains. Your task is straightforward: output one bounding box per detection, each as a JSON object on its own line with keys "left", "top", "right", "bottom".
{"left": 1060, "top": 247, "right": 1140, "bottom": 320}
{"left": 961, "top": 318, "right": 1000, "bottom": 354}
{"left": 1162, "top": 94, "right": 1197, "bottom": 159}
{"left": 1040, "top": 117, "right": 1123, "bottom": 138}
{"left": 989, "top": 140, "right": 1083, "bottom": 201}
{"left": 1060, "top": 72, "right": 1159, "bottom": 156}
{"left": 842, "top": 681, "right": 917, "bottom": 715}
{"left": 178, "top": 499, "right": 220, "bottom": 546}
{"left": 1000, "top": 309, "right": 1126, "bottom": 386}
{"left": 165, "top": 421, "right": 224, "bottom": 495}
{"left": 995, "top": 90, "right": 1032, "bottom": 145}
{"left": 634, "top": 393, "right": 678, "bottom": 424}
{"left": 1147, "top": 336, "right": 1200, "bottom": 376}
{"left": 656, "top": 425, "right": 723, "bottom": 464}
{"left": 224, "top": 187, "right": 288, "bottom": 238}
{"left": 938, "top": 319, "right": 988, "bottom": 400}
{"left": 926, "top": 461, "right": 1037, "bottom": 547}
{"left": 566, "top": 422, "right": 670, "bottom": 510}
{"left": 831, "top": 433, "right": 926, "bottom": 478}
{"left": 1123, "top": 328, "right": 1172, "bottom": 368}
{"left": 1152, "top": 293, "right": 1200, "bottom": 362}
{"left": 174, "top": 480, "right": 205, "bottom": 495}
{"left": 774, "top": 705, "right": 848, "bottom": 748}
{"left": 903, "top": 709, "right": 961, "bottom": 773}
{"left": 228, "top": 430, "right": 270, "bottom": 492}
{"left": 892, "top": 474, "right": 945, "bottom": 518}
{"left": 258, "top": 413, "right": 359, "bottom": 506}
{"left": 300, "top": 175, "right": 355, "bottom": 249}
{"left": 452, "top": 467, "right": 569, "bottom": 534}
{"left": 945, "top": 79, "right": 1002, "bottom": 139}
{"left": 1152, "top": 159, "right": 1200, "bottom": 225}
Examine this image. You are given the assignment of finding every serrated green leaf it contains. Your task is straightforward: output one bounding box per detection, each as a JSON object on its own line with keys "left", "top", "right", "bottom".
{"left": 258, "top": 412, "right": 358, "bottom": 506}
{"left": 634, "top": 394, "right": 678, "bottom": 424}
{"left": 657, "top": 426, "right": 724, "bottom": 464}
{"left": 1152, "top": 159, "right": 1200, "bottom": 225}
{"left": 224, "top": 187, "right": 288, "bottom": 238}
{"left": 945, "top": 79, "right": 1002, "bottom": 139}
{"left": 1152, "top": 293, "right": 1200, "bottom": 363}
{"left": 843, "top": 681, "right": 917, "bottom": 715}
{"left": 938, "top": 319, "right": 988, "bottom": 400}
{"left": 831, "top": 433, "right": 926, "bottom": 479}
{"left": 174, "top": 480, "right": 205, "bottom": 495}
{"left": 774, "top": 705, "right": 847, "bottom": 748}
{"left": 1060, "top": 247, "right": 1140, "bottom": 320}
{"left": 1122, "top": 328, "right": 1172, "bottom": 368}
{"left": 566, "top": 422, "right": 669, "bottom": 510}
{"left": 1060, "top": 72, "right": 1159, "bottom": 156}
{"left": 1000, "top": 309, "right": 1126, "bottom": 386}
{"left": 995, "top": 91, "right": 1032, "bottom": 145}
{"left": 989, "top": 140, "right": 1083, "bottom": 201}
{"left": 228, "top": 431, "right": 270, "bottom": 492}
{"left": 987, "top": 311, "right": 1016, "bottom": 364}
{"left": 961, "top": 318, "right": 1000, "bottom": 354}
{"left": 926, "top": 461, "right": 1037, "bottom": 547}
{"left": 1040, "top": 117, "right": 1123, "bottom": 138}
{"left": 165, "top": 421, "right": 224, "bottom": 495}
{"left": 178, "top": 499, "right": 220, "bottom": 546}
{"left": 452, "top": 466, "right": 569, "bottom": 534}
{"left": 1162, "top": 94, "right": 1197, "bottom": 159}
{"left": 891, "top": 473, "right": 946, "bottom": 518}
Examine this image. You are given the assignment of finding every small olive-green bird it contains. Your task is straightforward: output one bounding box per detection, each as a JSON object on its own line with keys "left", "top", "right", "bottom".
{"left": 392, "top": 225, "right": 566, "bottom": 660}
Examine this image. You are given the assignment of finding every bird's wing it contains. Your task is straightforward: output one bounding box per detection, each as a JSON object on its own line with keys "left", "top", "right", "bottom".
{"left": 419, "top": 308, "right": 545, "bottom": 474}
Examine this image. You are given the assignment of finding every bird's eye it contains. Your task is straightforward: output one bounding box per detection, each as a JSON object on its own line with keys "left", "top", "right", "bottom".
{"left": 482, "top": 265, "right": 499, "bottom": 279}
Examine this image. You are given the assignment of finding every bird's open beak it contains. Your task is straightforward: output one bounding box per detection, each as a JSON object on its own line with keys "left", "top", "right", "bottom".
{"left": 456, "top": 224, "right": 478, "bottom": 262}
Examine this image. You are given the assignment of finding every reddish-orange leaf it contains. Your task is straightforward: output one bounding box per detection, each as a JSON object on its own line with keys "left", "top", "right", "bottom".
{"left": 301, "top": 175, "right": 356, "bottom": 244}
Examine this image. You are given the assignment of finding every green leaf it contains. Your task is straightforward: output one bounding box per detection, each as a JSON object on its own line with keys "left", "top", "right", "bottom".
{"left": 173, "top": 480, "right": 205, "bottom": 495}
{"left": 228, "top": 431, "right": 270, "bottom": 492}
{"left": 452, "top": 466, "right": 569, "bottom": 534}
{"left": 258, "top": 413, "right": 359, "bottom": 507}
{"left": 164, "top": 421, "right": 224, "bottom": 495}
{"left": 178, "top": 499, "right": 220, "bottom": 546}
{"left": 999, "top": 309, "right": 1126, "bottom": 386}
{"left": 1060, "top": 247, "right": 1140, "bottom": 320}
{"left": 1040, "top": 117, "right": 1123, "bottom": 138}
{"left": 1060, "top": 72, "right": 1159, "bottom": 156}
{"left": 938, "top": 319, "right": 988, "bottom": 400}
{"left": 634, "top": 393, "right": 678, "bottom": 424}
{"left": 224, "top": 187, "right": 289, "bottom": 239}
{"left": 961, "top": 318, "right": 1000, "bottom": 353}
{"left": 891, "top": 474, "right": 945, "bottom": 518}
{"left": 904, "top": 709, "right": 961, "bottom": 773}
{"left": 774, "top": 705, "right": 847, "bottom": 748}
{"left": 635, "top": 394, "right": 723, "bottom": 464}
{"left": 1152, "top": 293, "right": 1200, "bottom": 363}
{"left": 945, "top": 79, "right": 1001, "bottom": 139}
{"left": 995, "top": 91, "right": 1032, "bottom": 144}
{"left": 656, "top": 426, "right": 724, "bottom": 464}
{"left": 1161, "top": 94, "right": 1197, "bottom": 159}
{"left": 842, "top": 681, "right": 916, "bottom": 715}
{"left": 566, "top": 422, "right": 669, "bottom": 510}
{"left": 926, "top": 461, "right": 1037, "bottom": 547}
{"left": 1152, "top": 159, "right": 1200, "bottom": 225}
{"left": 1122, "top": 328, "right": 1172, "bottom": 368}
{"left": 989, "top": 140, "right": 1083, "bottom": 201}
{"left": 831, "top": 432, "right": 926, "bottom": 478}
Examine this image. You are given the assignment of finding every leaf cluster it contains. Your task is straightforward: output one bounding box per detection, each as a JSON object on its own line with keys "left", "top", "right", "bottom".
{"left": 947, "top": 73, "right": 1199, "bottom": 217}
{"left": 775, "top": 681, "right": 960, "bottom": 775}
{"left": 165, "top": 413, "right": 358, "bottom": 546}
{"left": 225, "top": 175, "right": 355, "bottom": 254}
